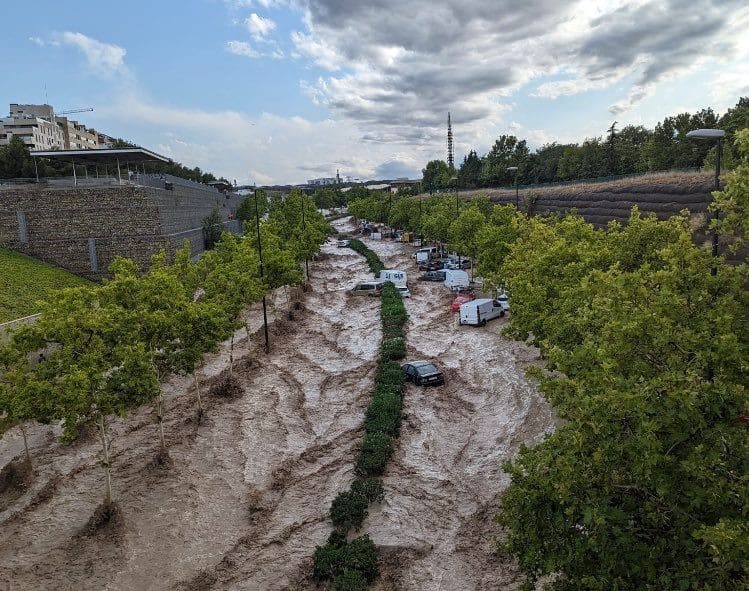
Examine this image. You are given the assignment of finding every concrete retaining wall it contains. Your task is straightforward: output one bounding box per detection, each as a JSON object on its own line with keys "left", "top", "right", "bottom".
{"left": 0, "top": 177, "right": 244, "bottom": 279}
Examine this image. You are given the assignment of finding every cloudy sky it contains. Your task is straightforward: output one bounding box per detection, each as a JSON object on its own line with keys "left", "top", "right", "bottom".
{"left": 3, "top": 0, "right": 749, "bottom": 184}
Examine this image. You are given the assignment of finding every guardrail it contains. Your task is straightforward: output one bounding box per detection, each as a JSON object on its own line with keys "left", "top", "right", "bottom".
{"left": 0, "top": 313, "right": 41, "bottom": 343}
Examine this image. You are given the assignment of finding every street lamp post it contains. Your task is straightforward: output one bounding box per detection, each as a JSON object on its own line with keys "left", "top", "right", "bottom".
{"left": 686, "top": 129, "right": 724, "bottom": 384}
{"left": 254, "top": 184, "right": 270, "bottom": 354}
{"left": 450, "top": 175, "right": 459, "bottom": 264}
{"left": 507, "top": 166, "right": 519, "bottom": 209}
{"left": 686, "top": 128, "right": 725, "bottom": 274}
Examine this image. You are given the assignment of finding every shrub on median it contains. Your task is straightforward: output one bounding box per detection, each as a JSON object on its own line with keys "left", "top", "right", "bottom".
{"left": 356, "top": 431, "right": 394, "bottom": 476}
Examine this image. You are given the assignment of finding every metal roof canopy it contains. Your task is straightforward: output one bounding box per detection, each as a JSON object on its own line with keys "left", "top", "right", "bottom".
{"left": 30, "top": 148, "right": 172, "bottom": 185}
{"left": 31, "top": 147, "right": 171, "bottom": 165}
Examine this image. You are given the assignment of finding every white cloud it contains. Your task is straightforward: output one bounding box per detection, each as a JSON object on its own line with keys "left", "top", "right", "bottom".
{"left": 534, "top": 76, "right": 617, "bottom": 99}
{"left": 245, "top": 13, "right": 276, "bottom": 39}
{"left": 226, "top": 40, "right": 261, "bottom": 58}
{"left": 28, "top": 36, "right": 45, "bottom": 47}
{"left": 710, "top": 65, "right": 749, "bottom": 112}
{"left": 59, "top": 32, "right": 127, "bottom": 75}
{"left": 98, "top": 94, "right": 435, "bottom": 184}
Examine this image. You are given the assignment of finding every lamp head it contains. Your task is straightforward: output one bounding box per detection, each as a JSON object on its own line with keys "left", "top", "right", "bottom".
{"left": 686, "top": 129, "right": 725, "bottom": 140}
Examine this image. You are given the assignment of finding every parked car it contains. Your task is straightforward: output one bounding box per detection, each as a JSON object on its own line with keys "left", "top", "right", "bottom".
{"left": 450, "top": 290, "right": 476, "bottom": 312}
{"left": 396, "top": 285, "right": 411, "bottom": 298}
{"left": 419, "top": 270, "right": 446, "bottom": 282}
{"left": 458, "top": 298, "right": 506, "bottom": 326}
{"left": 336, "top": 239, "right": 350, "bottom": 247}
{"left": 418, "top": 260, "right": 444, "bottom": 271}
{"left": 402, "top": 360, "right": 444, "bottom": 386}
{"left": 446, "top": 258, "right": 472, "bottom": 270}
{"left": 496, "top": 292, "right": 510, "bottom": 312}
{"left": 350, "top": 280, "right": 387, "bottom": 296}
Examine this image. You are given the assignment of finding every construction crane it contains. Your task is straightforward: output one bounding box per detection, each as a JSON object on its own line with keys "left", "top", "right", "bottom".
{"left": 56, "top": 107, "right": 94, "bottom": 116}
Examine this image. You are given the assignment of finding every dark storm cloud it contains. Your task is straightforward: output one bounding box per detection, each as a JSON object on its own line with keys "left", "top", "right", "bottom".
{"left": 295, "top": 0, "right": 747, "bottom": 140}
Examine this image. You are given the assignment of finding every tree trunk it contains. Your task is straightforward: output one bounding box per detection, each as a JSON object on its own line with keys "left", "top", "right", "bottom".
{"left": 194, "top": 370, "right": 203, "bottom": 422}
{"left": 20, "top": 423, "right": 31, "bottom": 468}
{"left": 97, "top": 414, "right": 113, "bottom": 504}
{"left": 229, "top": 333, "right": 235, "bottom": 376}
{"left": 156, "top": 392, "right": 166, "bottom": 451}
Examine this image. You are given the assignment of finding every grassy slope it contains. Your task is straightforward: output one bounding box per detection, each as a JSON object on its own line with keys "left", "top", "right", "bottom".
{"left": 0, "top": 247, "right": 93, "bottom": 323}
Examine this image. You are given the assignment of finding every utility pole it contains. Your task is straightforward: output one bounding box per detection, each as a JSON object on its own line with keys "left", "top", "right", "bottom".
{"left": 301, "top": 193, "right": 309, "bottom": 279}
{"left": 607, "top": 121, "right": 618, "bottom": 176}
{"left": 254, "top": 184, "right": 270, "bottom": 354}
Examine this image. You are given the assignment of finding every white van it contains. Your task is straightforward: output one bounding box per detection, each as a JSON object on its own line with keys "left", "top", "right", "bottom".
{"left": 412, "top": 246, "right": 438, "bottom": 261}
{"left": 350, "top": 280, "right": 388, "bottom": 297}
{"left": 376, "top": 269, "right": 407, "bottom": 287}
{"left": 458, "top": 298, "right": 506, "bottom": 326}
{"left": 443, "top": 269, "right": 470, "bottom": 289}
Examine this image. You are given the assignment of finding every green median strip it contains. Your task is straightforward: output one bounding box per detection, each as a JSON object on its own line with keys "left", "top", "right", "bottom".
{"left": 313, "top": 242, "right": 407, "bottom": 590}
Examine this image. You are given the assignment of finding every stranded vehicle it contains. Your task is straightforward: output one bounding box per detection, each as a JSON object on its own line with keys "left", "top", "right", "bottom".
{"left": 350, "top": 280, "right": 388, "bottom": 296}
{"left": 443, "top": 269, "right": 470, "bottom": 290}
{"left": 402, "top": 360, "right": 445, "bottom": 386}
{"left": 419, "top": 270, "right": 446, "bottom": 282}
{"left": 458, "top": 298, "right": 506, "bottom": 326}
{"left": 376, "top": 269, "right": 407, "bottom": 287}
{"left": 336, "top": 239, "right": 350, "bottom": 247}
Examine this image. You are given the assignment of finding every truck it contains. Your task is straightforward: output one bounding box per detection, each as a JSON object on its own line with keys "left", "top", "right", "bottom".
{"left": 443, "top": 269, "right": 470, "bottom": 289}
{"left": 412, "top": 246, "right": 438, "bottom": 262}
{"left": 376, "top": 269, "right": 407, "bottom": 287}
{"left": 458, "top": 298, "right": 506, "bottom": 326}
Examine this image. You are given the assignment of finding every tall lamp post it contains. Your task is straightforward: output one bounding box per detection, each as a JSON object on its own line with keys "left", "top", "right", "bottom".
{"left": 254, "top": 184, "right": 270, "bottom": 354}
{"left": 507, "top": 166, "right": 519, "bottom": 209}
{"left": 451, "top": 175, "right": 459, "bottom": 217}
{"left": 686, "top": 128, "right": 725, "bottom": 274}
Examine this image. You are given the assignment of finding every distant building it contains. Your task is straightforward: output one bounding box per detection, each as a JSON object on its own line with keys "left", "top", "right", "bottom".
{"left": 1, "top": 104, "right": 65, "bottom": 150}
{"left": 0, "top": 103, "right": 113, "bottom": 151}
{"left": 307, "top": 177, "right": 338, "bottom": 186}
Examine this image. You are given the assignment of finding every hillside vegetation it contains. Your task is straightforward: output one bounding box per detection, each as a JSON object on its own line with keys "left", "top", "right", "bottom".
{"left": 0, "top": 247, "right": 93, "bottom": 323}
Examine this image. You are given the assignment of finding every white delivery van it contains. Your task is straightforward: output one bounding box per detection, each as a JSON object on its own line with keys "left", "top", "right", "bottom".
{"left": 376, "top": 269, "right": 407, "bottom": 287}
{"left": 412, "top": 246, "right": 438, "bottom": 260}
{"left": 443, "top": 269, "right": 470, "bottom": 289}
{"left": 458, "top": 298, "right": 506, "bottom": 326}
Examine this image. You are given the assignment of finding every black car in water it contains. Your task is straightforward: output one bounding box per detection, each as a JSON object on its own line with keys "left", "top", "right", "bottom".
{"left": 402, "top": 361, "right": 445, "bottom": 386}
{"left": 418, "top": 270, "right": 446, "bottom": 282}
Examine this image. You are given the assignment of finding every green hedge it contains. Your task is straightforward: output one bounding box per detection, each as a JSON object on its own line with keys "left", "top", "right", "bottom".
{"left": 346, "top": 239, "right": 385, "bottom": 274}
{"left": 315, "top": 239, "right": 408, "bottom": 588}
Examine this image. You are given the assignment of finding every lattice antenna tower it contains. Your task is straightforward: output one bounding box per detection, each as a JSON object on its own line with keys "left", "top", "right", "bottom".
{"left": 447, "top": 112, "right": 454, "bottom": 168}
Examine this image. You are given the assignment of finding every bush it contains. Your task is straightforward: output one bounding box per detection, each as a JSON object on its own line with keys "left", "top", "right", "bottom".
{"left": 356, "top": 431, "right": 394, "bottom": 476}
{"left": 351, "top": 477, "right": 385, "bottom": 503}
{"left": 313, "top": 533, "right": 378, "bottom": 586}
{"left": 330, "top": 490, "right": 369, "bottom": 531}
{"left": 333, "top": 570, "right": 368, "bottom": 591}
{"left": 313, "top": 532, "right": 348, "bottom": 580}
{"left": 346, "top": 239, "right": 385, "bottom": 274}
{"left": 365, "top": 392, "right": 402, "bottom": 435}
{"left": 381, "top": 336, "right": 406, "bottom": 361}
{"left": 345, "top": 535, "right": 379, "bottom": 582}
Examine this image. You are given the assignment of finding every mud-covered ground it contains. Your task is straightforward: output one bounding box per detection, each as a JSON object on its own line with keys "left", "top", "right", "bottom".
{"left": 0, "top": 218, "right": 555, "bottom": 590}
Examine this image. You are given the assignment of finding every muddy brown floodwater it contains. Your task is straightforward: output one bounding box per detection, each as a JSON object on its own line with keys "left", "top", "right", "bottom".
{"left": 0, "top": 217, "right": 555, "bottom": 591}
{"left": 361, "top": 236, "right": 556, "bottom": 590}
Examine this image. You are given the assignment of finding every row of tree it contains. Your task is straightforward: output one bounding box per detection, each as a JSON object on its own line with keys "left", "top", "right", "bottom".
{"left": 0, "top": 191, "right": 329, "bottom": 510}
{"left": 422, "top": 97, "right": 749, "bottom": 190}
{"left": 353, "top": 130, "right": 748, "bottom": 588}
{"left": 0, "top": 135, "right": 230, "bottom": 184}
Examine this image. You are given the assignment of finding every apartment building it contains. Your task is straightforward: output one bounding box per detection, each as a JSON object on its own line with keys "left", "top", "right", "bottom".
{"left": 0, "top": 103, "right": 112, "bottom": 151}
{"left": 0, "top": 104, "right": 65, "bottom": 150}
